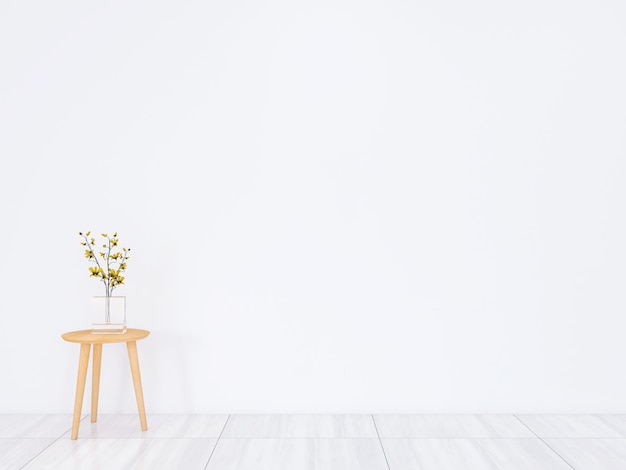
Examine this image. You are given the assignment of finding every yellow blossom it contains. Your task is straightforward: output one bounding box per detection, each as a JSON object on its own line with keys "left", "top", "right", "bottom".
{"left": 88, "top": 266, "right": 104, "bottom": 277}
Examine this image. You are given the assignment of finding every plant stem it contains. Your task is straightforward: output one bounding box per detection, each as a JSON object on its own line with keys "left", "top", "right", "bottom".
{"left": 83, "top": 234, "right": 108, "bottom": 296}
{"left": 107, "top": 237, "right": 112, "bottom": 297}
{"left": 105, "top": 294, "right": 110, "bottom": 323}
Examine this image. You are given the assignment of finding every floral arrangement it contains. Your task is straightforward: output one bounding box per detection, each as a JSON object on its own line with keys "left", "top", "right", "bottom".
{"left": 79, "top": 231, "right": 130, "bottom": 297}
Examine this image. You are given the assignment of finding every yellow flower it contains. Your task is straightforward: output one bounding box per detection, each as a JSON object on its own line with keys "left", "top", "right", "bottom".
{"left": 108, "top": 269, "right": 125, "bottom": 286}
{"left": 84, "top": 249, "right": 94, "bottom": 259}
{"left": 88, "top": 266, "right": 104, "bottom": 277}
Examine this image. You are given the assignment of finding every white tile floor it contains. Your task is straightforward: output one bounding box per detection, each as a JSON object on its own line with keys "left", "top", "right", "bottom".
{"left": 3, "top": 414, "right": 626, "bottom": 469}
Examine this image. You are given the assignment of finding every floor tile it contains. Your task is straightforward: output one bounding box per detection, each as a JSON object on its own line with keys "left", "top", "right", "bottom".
{"left": 23, "top": 438, "right": 217, "bottom": 470}
{"left": 545, "top": 438, "right": 626, "bottom": 470}
{"left": 382, "top": 438, "right": 572, "bottom": 470}
{"left": 222, "top": 415, "right": 378, "bottom": 438}
{"left": 0, "top": 415, "right": 76, "bottom": 438}
{"left": 0, "top": 439, "right": 55, "bottom": 469}
{"left": 64, "top": 414, "right": 229, "bottom": 439}
{"left": 517, "top": 415, "right": 626, "bottom": 438}
{"left": 206, "top": 438, "right": 388, "bottom": 470}
{"left": 373, "top": 415, "right": 535, "bottom": 438}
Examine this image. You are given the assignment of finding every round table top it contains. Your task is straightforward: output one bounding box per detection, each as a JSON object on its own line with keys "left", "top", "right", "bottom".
{"left": 61, "top": 328, "right": 150, "bottom": 344}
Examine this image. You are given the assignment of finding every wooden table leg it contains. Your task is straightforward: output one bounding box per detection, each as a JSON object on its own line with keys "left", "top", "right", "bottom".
{"left": 71, "top": 343, "right": 91, "bottom": 440}
{"left": 127, "top": 340, "right": 148, "bottom": 431}
{"left": 91, "top": 343, "right": 102, "bottom": 423}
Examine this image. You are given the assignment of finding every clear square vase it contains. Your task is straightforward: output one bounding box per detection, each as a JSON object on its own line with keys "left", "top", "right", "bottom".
{"left": 92, "top": 296, "right": 127, "bottom": 334}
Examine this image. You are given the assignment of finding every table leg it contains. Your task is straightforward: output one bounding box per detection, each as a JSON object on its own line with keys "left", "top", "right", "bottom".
{"left": 127, "top": 340, "right": 148, "bottom": 431}
{"left": 91, "top": 343, "right": 102, "bottom": 423}
{"left": 71, "top": 343, "right": 91, "bottom": 440}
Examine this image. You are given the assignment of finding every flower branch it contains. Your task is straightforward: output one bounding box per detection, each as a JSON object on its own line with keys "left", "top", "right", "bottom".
{"left": 79, "top": 231, "right": 130, "bottom": 297}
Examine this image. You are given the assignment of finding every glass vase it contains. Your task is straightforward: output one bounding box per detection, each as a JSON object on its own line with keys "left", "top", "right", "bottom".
{"left": 92, "top": 296, "right": 127, "bottom": 334}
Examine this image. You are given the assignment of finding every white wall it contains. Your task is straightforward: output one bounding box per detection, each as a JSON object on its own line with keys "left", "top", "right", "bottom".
{"left": 1, "top": 0, "right": 625, "bottom": 414}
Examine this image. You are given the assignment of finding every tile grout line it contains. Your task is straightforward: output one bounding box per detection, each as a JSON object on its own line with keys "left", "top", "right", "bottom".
{"left": 10, "top": 434, "right": 617, "bottom": 441}
{"left": 371, "top": 415, "right": 391, "bottom": 470}
{"left": 203, "top": 414, "right": 230, "bottom": 470}
{"left": 19, "top": 415, "right": 90, "bottom": 470}
{"left": 513, "top": 414, "right": 575, "bottom": 470}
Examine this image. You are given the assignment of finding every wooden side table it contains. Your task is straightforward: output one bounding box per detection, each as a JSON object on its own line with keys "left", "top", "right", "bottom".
{"left": 61, "top": 328, "right": 150, "bottom": 440}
